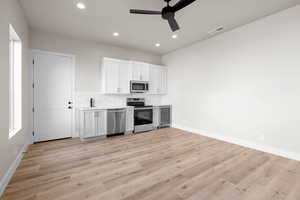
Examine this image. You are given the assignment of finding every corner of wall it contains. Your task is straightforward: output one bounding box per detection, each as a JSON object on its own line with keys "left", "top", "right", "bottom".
{"left": 173, "top": 124, "right": 300, "bottom": 162}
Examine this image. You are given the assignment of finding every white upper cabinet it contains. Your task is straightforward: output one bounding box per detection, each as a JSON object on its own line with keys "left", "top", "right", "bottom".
{"left": 160, "top": 67, "right": 168, "bottom": 94}
{"left": 101, "top": 57, "right": 167, "bottom": 95}
{"left": 103, "top": 58, "right": 119, "bottom": 94}
{"left": 118, "top": 60, "right": 132, "bottom": 94}
{"left": 149, "top": 65, "right": 159, "bottom": 94}
{"left": 149, "top": 65, "right": 168, "bottom": 94}
{"left": 131, "top": 61, "right": 149, "bottom": 81}
{"left": 101, "top": 57, "right": 131, "bottom": 94}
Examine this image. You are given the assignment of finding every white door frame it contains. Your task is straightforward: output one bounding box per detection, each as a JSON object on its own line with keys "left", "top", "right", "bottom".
{"left": 31, "top": 49, "right": 77, "bottom": 141}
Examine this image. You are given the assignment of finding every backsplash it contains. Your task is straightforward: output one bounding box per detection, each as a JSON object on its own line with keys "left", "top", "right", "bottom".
{"left": 74, "top": 92, "right": 163, "bottom": 108}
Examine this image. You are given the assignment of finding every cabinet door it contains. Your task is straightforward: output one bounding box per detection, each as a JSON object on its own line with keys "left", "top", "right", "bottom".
{"left": 159, "top": 67, "right": 168, "bottom": 94}
{"left": 149, "top": 65, "right": 168, "bottom": 94}
{"left": 159, "top": 106, "right": 171, "bottom": 126}
{"left": 131, "top": 61, "right": 149, "bottom": 81}
{"left": 149, "top": 65, "right": 159, "bottom": 94}
{"left": 153, "top": 107, "right": 160, "bottom": 128}
{"left": 140, "top": 63, "right": 149, "bottom": 81}
{"left": 131, "top": 62, "right": 141, "bottom": 81}
{"left": 126, "top": 107, "right": 134, "bottom": 132}
{"left": 118, "top": 60, "right": 131, "bottom": 94}
{"left": 103, "top": 59, "right": 119, "bottom": 94}
{"left": 95, "top": 110, "right": 107, "bottom": 136}
{"left": 83, "top": 111, "right": 96, "bottom": 138}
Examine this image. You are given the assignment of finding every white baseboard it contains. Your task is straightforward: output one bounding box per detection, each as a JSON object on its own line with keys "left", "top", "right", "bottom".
{"left": 0, "top": 142, "right": 30, "bottom": 197}
{"left": 173, "top": 124, "right": 300, "bottom": 162}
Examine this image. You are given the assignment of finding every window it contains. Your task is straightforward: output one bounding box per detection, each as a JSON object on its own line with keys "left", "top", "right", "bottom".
{"left": 9, "top": 24, "right": 22, "bottom": 139}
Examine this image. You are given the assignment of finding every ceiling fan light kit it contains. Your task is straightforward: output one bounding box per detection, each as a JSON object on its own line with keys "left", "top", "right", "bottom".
{"left": 130, "top": 0, "right": 196, "bottom": 32}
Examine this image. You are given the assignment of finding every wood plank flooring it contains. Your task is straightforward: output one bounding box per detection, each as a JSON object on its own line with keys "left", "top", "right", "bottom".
{"left": 2, "top": 128, "right": 300, "bottom": 200}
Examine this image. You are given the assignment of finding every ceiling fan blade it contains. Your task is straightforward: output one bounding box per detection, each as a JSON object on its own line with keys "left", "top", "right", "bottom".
{"left": 168, "top": 17, "right": 180, "bottom": 32}
{"left": 130, "top": 9, "right": 162, "bottom": 15}
{"left": 172, "top": 0, "right": 196, "bottom": 12}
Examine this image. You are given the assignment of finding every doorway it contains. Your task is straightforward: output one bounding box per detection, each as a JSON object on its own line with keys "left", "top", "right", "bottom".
{"left": 33, "top": 50, "right": 75, "bottom": 142}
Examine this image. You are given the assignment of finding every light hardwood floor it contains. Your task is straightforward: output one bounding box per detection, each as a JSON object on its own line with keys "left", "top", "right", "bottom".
{"left": 2, "top": 128, "right": 300, "bottom": 200}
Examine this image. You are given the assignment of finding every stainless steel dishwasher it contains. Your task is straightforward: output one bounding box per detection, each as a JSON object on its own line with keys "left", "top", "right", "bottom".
{"left": 107, "top": 108, "right": 126, "bottom": 136}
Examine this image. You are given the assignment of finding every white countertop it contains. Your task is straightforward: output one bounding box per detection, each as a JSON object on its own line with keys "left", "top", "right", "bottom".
{"left": 77, "top": 105, "right": 171, "bottom": 111}
{"left": 77, "top": 106, "right": 132, "bottom": 111}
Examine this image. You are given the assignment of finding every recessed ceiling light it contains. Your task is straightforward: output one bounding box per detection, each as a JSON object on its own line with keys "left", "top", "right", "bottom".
{"left": 113, "top": 32, "right": 119, "bottom": 37}
{"left": 172, "top": 34, "right": 178, "bottom": 39}
{"left": 76, "top": 2, "right": 86, "bottom": 10}
{"left": 155, "top": 43, "right": 161, "bottom": 47}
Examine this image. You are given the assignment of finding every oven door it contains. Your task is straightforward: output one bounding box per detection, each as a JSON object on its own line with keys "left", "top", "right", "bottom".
{"left": 134, "top": 108, "right": 153, "bottom": 126}
{"left": 134, "top": 107, "right": 154, "bottom": 133}
{"left": 131, "top": 81, "right": 149, "bottom": 93}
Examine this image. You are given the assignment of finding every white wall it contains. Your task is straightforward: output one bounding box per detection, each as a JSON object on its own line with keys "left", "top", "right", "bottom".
{"left": 162, "top": 5, "right": 300, "bottom": 157}
{"left": 0, "top": 0, "right": 31, "bottom": 184}
{"left": 29, "top": 29, "right": 164, "bottom": 117}
{"left": 29, "top": 29, "right": 162, "bottom": 92}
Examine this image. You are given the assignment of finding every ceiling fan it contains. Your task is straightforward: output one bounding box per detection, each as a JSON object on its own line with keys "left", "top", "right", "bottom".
{"left": 130, "top": 0, "right": 196, "bottom": 32}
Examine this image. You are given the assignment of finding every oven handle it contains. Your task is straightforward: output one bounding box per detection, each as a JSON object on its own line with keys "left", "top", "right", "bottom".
{"left": 107, "top": 109, "right": 127, "bottom": 113}
{"left": 134, "top": 107, "right": 153, "bottom": 110}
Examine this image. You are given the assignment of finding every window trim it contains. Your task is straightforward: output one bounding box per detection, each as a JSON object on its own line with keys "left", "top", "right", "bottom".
{"left": 9, "top": 24, "right": 22, "bottom": 139}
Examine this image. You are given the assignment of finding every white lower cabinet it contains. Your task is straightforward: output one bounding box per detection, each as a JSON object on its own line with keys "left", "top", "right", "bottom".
{"left": 80, "top": 110, "right": 107, "bottom": 139}
{"left": 79, "top": 107, "right": 134, "bottom": 140}
{"left": 153, "top": 105, "right": 172, "bottom": 129}
{"left": 82, "top": 111, "right": 96, "bottom": 138}
{"left": 95, "top": 110, "right": 107, "bottom": 136}
{"left": 126, "top": 107, "right": 134, "bottom": 133}
{"left": 153, "top": 106, "right": 160, "bottom": 128}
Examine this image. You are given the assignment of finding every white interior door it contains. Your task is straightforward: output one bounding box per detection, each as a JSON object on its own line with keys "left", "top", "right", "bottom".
{"left": 33, "top": 51, "right": 74, "bottom": 142}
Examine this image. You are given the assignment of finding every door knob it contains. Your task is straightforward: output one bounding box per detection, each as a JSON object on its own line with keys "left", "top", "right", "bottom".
{"left": 68, "top": 101, "right": 72, "bottom": 105}
{"left": 68, "top": 106, "right": 73, "bottom": 109}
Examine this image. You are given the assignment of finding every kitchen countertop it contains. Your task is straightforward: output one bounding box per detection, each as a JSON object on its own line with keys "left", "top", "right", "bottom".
{"left": 77, "top": 106, "right": 133, "bottom": 111}
{"left": 77, "top": 105, "right": 171, "bottom": 111}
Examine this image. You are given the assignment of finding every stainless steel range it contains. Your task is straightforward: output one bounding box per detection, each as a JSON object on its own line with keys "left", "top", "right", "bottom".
{"left": 127, "top": 98, "right": 154, "bottom": 133}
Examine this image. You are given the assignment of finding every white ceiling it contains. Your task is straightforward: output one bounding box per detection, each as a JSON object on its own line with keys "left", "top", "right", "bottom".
{"left": 20, "top": 0, "right": 300, "bottom": 55}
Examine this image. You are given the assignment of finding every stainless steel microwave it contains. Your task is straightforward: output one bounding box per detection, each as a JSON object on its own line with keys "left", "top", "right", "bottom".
{"left": 130, "top": 81, "right": 149, "bottom": 93}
